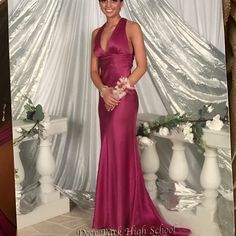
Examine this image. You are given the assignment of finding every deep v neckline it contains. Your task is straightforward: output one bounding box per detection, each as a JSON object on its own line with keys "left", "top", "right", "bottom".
{"left": 100, "top": 18, "right": 123, "bottom": 53}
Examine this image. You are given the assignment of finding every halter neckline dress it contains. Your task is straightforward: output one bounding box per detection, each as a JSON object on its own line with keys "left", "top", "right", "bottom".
{"left": 92, "top": 17, "right": 191, "bottom": 236}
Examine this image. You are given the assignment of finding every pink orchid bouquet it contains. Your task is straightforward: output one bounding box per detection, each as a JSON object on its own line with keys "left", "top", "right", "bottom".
{"left": 112, "top": 77, "right": 136, "bottom": 100}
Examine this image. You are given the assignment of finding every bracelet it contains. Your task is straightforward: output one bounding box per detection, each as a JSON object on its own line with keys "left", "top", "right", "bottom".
{"left": 126, "top": 78, "right": 131, "bottom": 87}
{"left": 115, "top": 77, "right": 135, "bottom": 90}
{"left": 99, "top": 85, "right": 108, "bottom": 98}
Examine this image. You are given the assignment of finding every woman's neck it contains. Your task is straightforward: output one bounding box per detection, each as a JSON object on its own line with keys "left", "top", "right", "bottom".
{"left": 106, "top": 16, "right": 122, "bottom": 28}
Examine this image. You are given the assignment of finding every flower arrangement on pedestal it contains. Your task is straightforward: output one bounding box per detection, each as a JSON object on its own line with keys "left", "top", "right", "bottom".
{"left": 13, "top": 98, "right": 48, "bottom": 146}
{"left": 137, "top": 103, "right": 229, "bottom": 153}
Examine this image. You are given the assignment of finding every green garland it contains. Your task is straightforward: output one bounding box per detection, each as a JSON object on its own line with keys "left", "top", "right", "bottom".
{"left": 14, "top": 98, "right": 45, "bottom": 145}
{"left": 137, "top": 104, "right": 229, "bottom": 153}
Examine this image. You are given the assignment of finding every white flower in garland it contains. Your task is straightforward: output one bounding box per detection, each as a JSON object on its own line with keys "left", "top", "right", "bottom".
{"left": 137, "top": 103, "right": 229, "bottom": 153}
{"left": 16, "top": 128, "right": 23, "bottom": 133}
{"left": 139, "top": 122, "right": 151, "bottom": 135}
{"left": 179, "top": 122, "right": 194, "bottom": 143}
{"left": 203, "top": 104, "right": 214, "bottom": 113}
{"left": 182, "top": 122, "right": 192, "bottom": 135}
{"left": 137, "top": 136, "right": 154, "bottom": 148}
{"left": 206, "top": 114, "right": 224, "bottom": 131}
{"left": 184, "top": 132, "right": 194, "bottom": 143}
{"left": 159, "top": 127, "right": 169, "bottom": 136}
{"left": 207, "top": 105, "right": 214, "bottom": 113}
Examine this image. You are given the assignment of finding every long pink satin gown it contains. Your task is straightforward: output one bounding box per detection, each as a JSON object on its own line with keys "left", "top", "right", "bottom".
{"left": 0, "top": 209, "right": 16, "bottom": 236}
{"left": 0, "top": 122, "right": 16, "bottom": 236}
{"left": 92, "top": 18, "right": 191, "bottom": 236}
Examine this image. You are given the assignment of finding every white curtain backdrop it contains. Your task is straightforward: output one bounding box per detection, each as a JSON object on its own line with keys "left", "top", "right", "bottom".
{"left": 7, "top": 0, "right": 19, "bottom": 14}
{"left": 8, "top": 0, "right": 226, "bottom": 192}
{"left": 8, "top": 1, "right": 233, "bottom": 235}
{"left": 167, "top": 0, "right": 225, "bottom": 53}
{"left": 8, "top": 0, "right": 225, "bottom": 51}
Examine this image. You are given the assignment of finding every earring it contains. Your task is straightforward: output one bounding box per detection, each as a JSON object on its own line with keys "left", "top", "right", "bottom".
{"left": 1, "top": 104, "right": 6, "bottom": 122}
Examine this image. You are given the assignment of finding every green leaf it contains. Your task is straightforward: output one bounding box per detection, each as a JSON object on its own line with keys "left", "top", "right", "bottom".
{"left": 23, "top": 118, "right": 33, "bottom": 122}
{"left": 28, "top": 98, "right": 33, "bottom": 104}
{"left": 35, "top": 104, "right": 43, "bottom": 113}
{"left": 32, "top": 105, "right": 44, "bottom": 122}
{"left": 24, "top": 104, "right": 33, "bottom": 111}
{"left": 26, "top": 111, "right": 35, "bottom": 121}
{"left": 195, "top": 123, "right": 203, "bottom": 135}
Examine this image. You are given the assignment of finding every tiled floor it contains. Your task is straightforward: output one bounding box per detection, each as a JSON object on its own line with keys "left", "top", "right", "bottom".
{"left": 17, "top": 205, "right": 117, "bottom": 236}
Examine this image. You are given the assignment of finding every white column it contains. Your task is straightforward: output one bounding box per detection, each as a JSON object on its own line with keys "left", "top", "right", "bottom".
{"left": 36, "top": 137, "right": 60, "bottom": 204}
{"left": 13, "top": 144, "right": 25, "bottom": 214}
{"left": 140, "top": 141, "right": 160, "bottom": 200}
{"left": 13, "top": 118, "right": 70, "bottom": 229}
{"left": 169, "top": 138, "right": 189, "bottom": 182}
{"left": 197, "top": 146, "right": 221, "bottom": 221}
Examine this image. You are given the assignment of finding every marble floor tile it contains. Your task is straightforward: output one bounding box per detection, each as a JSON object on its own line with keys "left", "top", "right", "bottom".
{"left": 17, "top": 226, "right": 40, "bottom": 236}
{"left": 33, "top": 221, "right": 71, "bottom": 234}
{"left": 17, "top": 205, "right": 95, "bottom": 236}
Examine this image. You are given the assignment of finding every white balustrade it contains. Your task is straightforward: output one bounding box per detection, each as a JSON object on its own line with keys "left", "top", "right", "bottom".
{"left": 137, "top": 113, "right": 231, "bottom": 236}
{"left": 196, "top": 128, "right": 230, "bottom": 222}
{"left": 13, "top": 144, "right": 25, "bottom": 214}
{"left": 154, "top": 132, "right": 189, "bottom": 183}
{"left": 140, "top": 141, "right": 160, "bottom": 200}
{"left": 37, "top": 137, "right": 60, "bottom": 204}
{"left": 13, "top": 117, "right": 70, "bottom": 229}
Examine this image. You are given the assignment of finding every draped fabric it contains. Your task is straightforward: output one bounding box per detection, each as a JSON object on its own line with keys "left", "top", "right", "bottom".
{"left": 167, "top": 0, "right": 225, "bottom": 53}
{"left": 125, "top": 0, "right": 227, "bottom": 114}
{"left": 0, "top": 209, "right": 16, "bottom": 236}
{"left": 9, "top": 0, "right": 63, "bottom": 118}
{"left": 0, "top": 122, "right": 12, "bottom": 145}
{"left": 8, "top": 0, "right": 233, "bottom": 235}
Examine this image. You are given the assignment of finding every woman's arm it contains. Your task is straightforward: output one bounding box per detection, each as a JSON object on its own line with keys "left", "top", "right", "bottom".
{"left": 90, "top": 29, "right": 119, "bottom": 109}
{"left": 127, "top": 22, "right": 147, "bottom": 86}
{"left": 90, "top": 29, "right": 106, "bottom": 91}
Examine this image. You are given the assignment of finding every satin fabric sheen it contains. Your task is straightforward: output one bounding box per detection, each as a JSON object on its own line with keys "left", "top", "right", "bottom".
{"left": 0, "top": 123, "right": 15, "bottom": 236}
{"left": 0, "top": 122, "right": 12, "bottom": 146}
{"left": 92, "top": 18, "right": 191, "bottom": 236}
{"left": 0, "top": 209, "right": 16, "bottom": 236}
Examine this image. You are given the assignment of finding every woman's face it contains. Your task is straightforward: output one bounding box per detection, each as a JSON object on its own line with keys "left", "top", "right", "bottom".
{"left": 99, "top": 0, "right": 123, "bottom": 18}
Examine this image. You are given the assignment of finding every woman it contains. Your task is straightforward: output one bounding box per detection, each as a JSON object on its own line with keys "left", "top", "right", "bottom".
{"left": 90, "top": 0, "right": 191, "bottom": 235}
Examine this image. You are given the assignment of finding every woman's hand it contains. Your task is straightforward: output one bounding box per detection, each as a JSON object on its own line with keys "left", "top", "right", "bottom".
{"left": 102, "top": 87, "right": 119, "bottom": 110}
{"left": 105, "top": 104, "right": 115, "bottom": 112}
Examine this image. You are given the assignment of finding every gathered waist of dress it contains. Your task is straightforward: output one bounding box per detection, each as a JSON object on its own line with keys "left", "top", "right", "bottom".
{"left": 98, "top": 53, "right": 134, "bottom": 69}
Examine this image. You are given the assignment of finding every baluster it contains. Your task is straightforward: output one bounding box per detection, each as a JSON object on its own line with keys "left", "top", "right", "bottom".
{"left": 169, "top": 138, "right": 189, "bottom": 182}
{"left": 36, "top": 137, "right": 60, "bottom": 204}
{"left": 13, "top": 144, "right": 25, "bottom": 214}
{"left": 13, "top": 118, "right": 70, "bottom": 229}
{"left": 197, "top": 146, "right": 221, "bottom": 221}
{"left": 140, "top": 140, "right": 160, "bottom": 200}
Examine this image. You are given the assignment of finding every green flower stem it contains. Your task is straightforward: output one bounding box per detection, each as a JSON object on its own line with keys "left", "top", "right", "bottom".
{"left": 138, "top": 104, "right": 229, "bottom": 155}
{"left": 13, "top": 121, "right": 39, "bottom": 145}
{"left": 152, "top": 117, "right": 226, "bottom": 128}
{"left": 151, "top": 119, "right": 205, "bottom": 129}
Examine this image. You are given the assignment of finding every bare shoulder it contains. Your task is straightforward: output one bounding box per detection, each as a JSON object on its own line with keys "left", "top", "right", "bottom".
{"left": 126, "top": 20, "right": 142, "bottom": 35}
{"left": 92, "top": 27, "right": 101, "bottom": 39}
